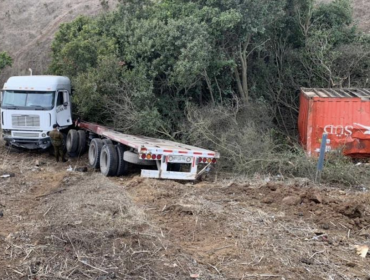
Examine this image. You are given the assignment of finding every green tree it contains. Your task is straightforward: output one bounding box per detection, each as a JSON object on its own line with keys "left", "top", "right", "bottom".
{"left": 50, "top": 16, "right": 117, "bottom": 77}
{"left": 155, "top": 0, "right": 285, "bottom": 103}
{"left": 49, "top": 0, "right": 370, "bottom": 139}
{"left": 0, "top": 52, "right": 12, "bottom": 73}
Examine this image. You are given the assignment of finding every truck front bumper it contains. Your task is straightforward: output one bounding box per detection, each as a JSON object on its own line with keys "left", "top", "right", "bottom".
{"left": 4, "top": 136, "right": 51, "bottom": 150}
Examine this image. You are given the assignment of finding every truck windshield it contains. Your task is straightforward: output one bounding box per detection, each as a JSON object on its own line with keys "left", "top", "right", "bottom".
{"left": 1, "top": 90, "right": 55, "bottom": 110}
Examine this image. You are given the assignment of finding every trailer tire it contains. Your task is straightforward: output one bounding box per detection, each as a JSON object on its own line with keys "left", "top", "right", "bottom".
{"left": 88, "top": 138, "right": 103, "bottom": 169}
{"left": 102, "top": 139, "right": 112, "bottom": 145}
{"left": 100, "top": 144, "right": 118, "bottom": 176}
{"left": 66, "top": 129, "right": 79, "bottom": 153}
{"left": 116, "top": 145, "right": 129, "bottom": 176}
{"left": 77, "top": 130, "right": 87, "bottom": 155}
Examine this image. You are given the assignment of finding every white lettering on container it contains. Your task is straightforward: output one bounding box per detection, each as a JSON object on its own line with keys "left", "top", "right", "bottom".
{"left": 323, "top": 125, "right": 353, "bottom": 136}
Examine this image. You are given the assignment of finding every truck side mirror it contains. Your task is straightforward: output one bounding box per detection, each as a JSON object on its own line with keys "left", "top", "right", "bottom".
{"left": 63, "top": 91, "right": 69, "bottom": 106}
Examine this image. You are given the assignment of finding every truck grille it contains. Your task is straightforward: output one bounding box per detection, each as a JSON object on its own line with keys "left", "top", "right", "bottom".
{"left": 12, "top": 115, "right": 40, "bottom": 127}
{"left": 12, "top": 132, "right": 40, "bottom": 138}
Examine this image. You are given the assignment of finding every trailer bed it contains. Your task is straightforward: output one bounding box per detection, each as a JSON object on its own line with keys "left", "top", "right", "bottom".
{"left": 76, "top": 121, "right": 219, "bottom": 180}
{"left": 78, "top": 121, "right": 219, "bottom": 157}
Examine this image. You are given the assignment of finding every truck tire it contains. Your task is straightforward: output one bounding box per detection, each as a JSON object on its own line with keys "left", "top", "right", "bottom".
{"left": 102, "top": 139, "right": 112, "bottom": 146}
{"left": 88, "top": 138, "right": 103, "bottom": 169}
{"left": 66, "top": 129, "right": 79, "bottom": 153}
{"left": 116, "top": 145, "right": 129, "bottom": 176}
{"left": 77, "top": 130, "right": 87, "bottom": 155}
{"left": 100, "top": 143, "right": 118, "bottom": 176}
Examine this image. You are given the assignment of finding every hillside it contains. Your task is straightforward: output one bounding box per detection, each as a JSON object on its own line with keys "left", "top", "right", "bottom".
{"left": 0, "top": 0, "right": 118, "bottom": 85}
{"left": 0, "top": 0, "right": 368, "bottom": 86}
{"left": 320, "top": 0, "right": 370, "bottom": 32}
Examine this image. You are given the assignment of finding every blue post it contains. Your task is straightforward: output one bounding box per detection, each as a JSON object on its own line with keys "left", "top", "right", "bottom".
{"left": 315, "top": 133, "right": 328, "bottom": 184}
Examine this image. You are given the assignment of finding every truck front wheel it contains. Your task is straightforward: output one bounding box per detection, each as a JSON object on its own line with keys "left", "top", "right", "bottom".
{"left": 66, "top": 129, "right": 79, "bottom": 153}
{"left": 100, "top": 143, "right": 118, "bottom": 176}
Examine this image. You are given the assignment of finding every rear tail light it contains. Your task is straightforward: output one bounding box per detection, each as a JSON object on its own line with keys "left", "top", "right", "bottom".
{"left": 141, "top": 154, "right": 162, "bottom": 160}
{"left": 198, "top": 157, "right": 217, "bottom": 164}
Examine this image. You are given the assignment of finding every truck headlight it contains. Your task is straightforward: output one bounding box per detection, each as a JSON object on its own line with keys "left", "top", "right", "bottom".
{"left": 42, "top": 133, "right": 46, "bottom": 137}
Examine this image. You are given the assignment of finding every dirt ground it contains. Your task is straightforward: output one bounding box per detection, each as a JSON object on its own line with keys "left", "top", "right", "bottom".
{"left": 0, "top": 143, "right": 370, "bottom": 279}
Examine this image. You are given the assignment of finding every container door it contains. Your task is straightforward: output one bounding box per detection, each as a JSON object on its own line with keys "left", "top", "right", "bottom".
{"left": 55, "top": 90, "right": 72, "bottom": 127}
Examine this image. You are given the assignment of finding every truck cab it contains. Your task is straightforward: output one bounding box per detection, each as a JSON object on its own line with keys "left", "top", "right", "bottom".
{"left": 1, "top": 76, "right": 72, "bottom": 149}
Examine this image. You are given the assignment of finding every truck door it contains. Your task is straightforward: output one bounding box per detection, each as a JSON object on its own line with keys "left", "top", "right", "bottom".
{"left": 55, "top": 90, "right": 72, "bottom": 127}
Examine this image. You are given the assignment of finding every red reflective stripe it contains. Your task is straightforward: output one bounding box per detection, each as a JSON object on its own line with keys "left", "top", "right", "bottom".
{"left": 164, "top": 150, "right": 173, "bottom": 153}
{"left": 179, "top": 151, "right": 188, "bottom": 154}
{"left": 193, "top": 152, "right": 202, "bottom": 155}
{"left": 208, "top": 153, "right": 215, "bottom": 156}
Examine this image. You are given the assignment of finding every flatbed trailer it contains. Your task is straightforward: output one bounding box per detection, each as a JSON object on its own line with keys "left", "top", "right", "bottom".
{"left": 67, "top": 120, "right": 220, "bottom": 180}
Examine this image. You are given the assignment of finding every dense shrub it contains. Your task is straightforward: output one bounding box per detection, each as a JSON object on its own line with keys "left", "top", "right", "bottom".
{"left": 184, "top": 104, "right": 370, "bottom": 185}
{"left": 49, "top": 0, "right": 370, "bottom": 184}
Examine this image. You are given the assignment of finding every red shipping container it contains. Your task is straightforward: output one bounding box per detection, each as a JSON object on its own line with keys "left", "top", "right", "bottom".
{"left": 298, "top": 88, "right": 370, "bottom": 157}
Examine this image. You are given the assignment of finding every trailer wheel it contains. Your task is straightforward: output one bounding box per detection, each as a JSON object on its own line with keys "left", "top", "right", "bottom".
{"left": 102, "top": 139, "right": 112, "bottom": 146}
{"left": 66, "top": 129, "right": 79, "bottom": 153}
{"left": 100, "top": 143, "right": 118, "bottom": 176}
{"left": 88, "top": 138, "right": 103, "bottom": 169}
{"left": 116, "top": 145, "right": 129, "bottom": 176}
{"left": 77, "top": 130, "right": 87, "bottom": 155}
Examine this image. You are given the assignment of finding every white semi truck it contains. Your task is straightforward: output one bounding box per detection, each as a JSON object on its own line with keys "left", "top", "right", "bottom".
{"left": 1, "top": 75, "right": 72, "bottom": 149}
{"left": 1, "top": 75, "right": 219, "bottom": 180}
